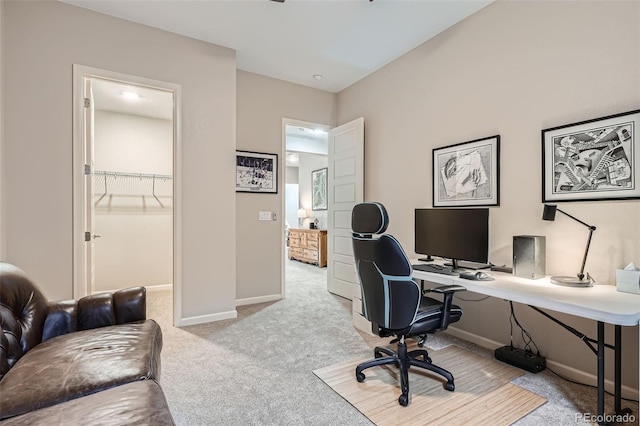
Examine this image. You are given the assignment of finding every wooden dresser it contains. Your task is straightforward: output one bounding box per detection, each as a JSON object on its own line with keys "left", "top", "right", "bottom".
{"left": 288, "top": 228, "right": 328, "bottom": 268}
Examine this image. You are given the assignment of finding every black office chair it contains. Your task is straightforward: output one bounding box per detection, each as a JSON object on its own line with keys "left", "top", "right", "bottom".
{"left": 351, "top": 202, "right": 466, "bottom": 406}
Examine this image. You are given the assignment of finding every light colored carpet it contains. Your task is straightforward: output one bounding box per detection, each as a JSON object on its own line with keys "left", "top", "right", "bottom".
{"left": 314, "top": 345, "right": 546, "bottom": 426}
{"left": 147, "top": 260, "right": 638, "bottom": 425}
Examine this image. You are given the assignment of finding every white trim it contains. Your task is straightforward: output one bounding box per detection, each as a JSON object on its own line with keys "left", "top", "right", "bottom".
{"left": 236, "top": 294, "right": 282, "bottom": 306}
{"left": 177, "top": 310, "right": 238, "bottom": 327}
{"left": 91, "top": 284, "right": 173, "bottom": 295}
{"left": 72, "top": 65, "right": 183, "bottom": 326}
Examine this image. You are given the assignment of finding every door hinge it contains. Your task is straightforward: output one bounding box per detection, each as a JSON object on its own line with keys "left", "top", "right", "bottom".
{"left": 84, "top": 231, "right": 91, "bottom": 242}
{"left": 84, "top": 98, "right": 91, "bottom": 108}
{"left": 84, "top": 164, "right": 91, "bottom": 175}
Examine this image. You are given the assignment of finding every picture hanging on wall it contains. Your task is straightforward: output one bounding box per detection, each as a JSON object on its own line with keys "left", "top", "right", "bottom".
{"left": 312, "top": 167, "right": 328, "bottom": 210}
{"left": 432, "top": 135, "right": 500, "bottom": 207}
{"left": 542, "top": 109, "right": 640, "bottom": 202}
{"left": 235, "top": 150, "right": 278, "bottom": 193}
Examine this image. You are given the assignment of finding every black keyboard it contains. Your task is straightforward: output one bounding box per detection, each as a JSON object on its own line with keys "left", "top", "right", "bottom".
{"left": 412, "top": 263, "right": 459, "bottom": 276}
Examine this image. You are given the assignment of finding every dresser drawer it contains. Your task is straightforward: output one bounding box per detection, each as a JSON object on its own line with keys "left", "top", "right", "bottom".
{"left": 304, "top": 249, "right": 319, "bottom": 261}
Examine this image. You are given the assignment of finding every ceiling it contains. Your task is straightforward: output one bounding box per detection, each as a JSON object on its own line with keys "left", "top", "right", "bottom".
{"left": 62, "top": 0, "right": 492, "bottom": 93}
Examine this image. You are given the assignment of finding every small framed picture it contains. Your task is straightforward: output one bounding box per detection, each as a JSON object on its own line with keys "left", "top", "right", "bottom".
{"left": 311, "top": 167, "right": 328, "bottom": 210}
{"left": 542, "top": 109, "right": 640, "bottom": 202}
{"left": 432, "top": 135, "right": 500, "bottom": 207}
{"left": 235, "top": 150, "right": 278, "bottom": 193}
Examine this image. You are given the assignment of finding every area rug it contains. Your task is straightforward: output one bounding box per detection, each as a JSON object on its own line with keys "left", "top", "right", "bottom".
{"left": 313, "top": 344, "right": 546, "bottom": 425}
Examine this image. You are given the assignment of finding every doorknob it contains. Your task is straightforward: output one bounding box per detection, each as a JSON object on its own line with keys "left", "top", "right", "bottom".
{"left": 93, "top": 234, "right": 102, "bottom": 239}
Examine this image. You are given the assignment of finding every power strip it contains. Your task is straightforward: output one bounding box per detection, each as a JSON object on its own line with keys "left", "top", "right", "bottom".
{"left": 495, "top": 346, "right": 546, "bottom": 373}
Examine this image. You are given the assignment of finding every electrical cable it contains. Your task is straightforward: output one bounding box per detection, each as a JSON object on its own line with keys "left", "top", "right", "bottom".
{"left": 509, "top": 301, "right": 541, "bottom": 355}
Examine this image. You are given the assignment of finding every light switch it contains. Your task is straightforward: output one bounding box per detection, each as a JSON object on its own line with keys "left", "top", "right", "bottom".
{"left": 259, "top": 211, "right": 272, "bottom": 221}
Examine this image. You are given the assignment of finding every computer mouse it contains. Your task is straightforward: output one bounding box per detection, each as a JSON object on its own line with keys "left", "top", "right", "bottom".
{"left": 475, "top": 271, "right": 494, "bottom": 281}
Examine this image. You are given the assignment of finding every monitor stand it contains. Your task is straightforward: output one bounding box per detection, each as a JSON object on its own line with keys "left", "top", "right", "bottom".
{"left": 445, "top": 260, "right": 491, "bottom": 270}
{"left": 417, "top": 255, "right": 434, "bottom": 262}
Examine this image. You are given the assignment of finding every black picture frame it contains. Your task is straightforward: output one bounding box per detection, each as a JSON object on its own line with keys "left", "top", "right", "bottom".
{"left": 235, "top": 150, "right": 278, "bottom": 193}
{"left": 432, "top": 135, "right": 500, "bottom": 207}
{"left": 311, "top": 167, "right": 328, "bottom": 210}
{"left": 542, "top": 109, "right": 640, "bottom": 202}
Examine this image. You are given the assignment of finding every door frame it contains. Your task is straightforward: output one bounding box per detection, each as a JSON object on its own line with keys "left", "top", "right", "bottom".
{"left": 72, "top": 64, "right": 183, "bottom": 325}
{"left": 280, "top": 118, "right": 331, "bottom": 297}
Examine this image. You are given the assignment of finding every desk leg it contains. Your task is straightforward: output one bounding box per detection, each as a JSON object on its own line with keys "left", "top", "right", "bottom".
{"left": 615, "top": 325, "right": 621, "bottom": 414}
{"left": 597, "top": 321, "right": 605, "bottom": 425}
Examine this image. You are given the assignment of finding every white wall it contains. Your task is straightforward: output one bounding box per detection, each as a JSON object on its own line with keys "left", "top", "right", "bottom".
{"left": 93, "top": 110, "right": 173, "bottom": 292}
{"left": 3, "top": 1, "right": 237, "bottom": 324}
{"left": 338, "top": 0, "right": 639, "bottom": 392}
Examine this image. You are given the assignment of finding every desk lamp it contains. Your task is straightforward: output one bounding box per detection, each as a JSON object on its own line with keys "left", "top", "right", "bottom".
{"left": 542, "top": 204, "right": 596, "bottom": 287}
{"left": 297, "top": 208, "right": 308, "bottom": 227}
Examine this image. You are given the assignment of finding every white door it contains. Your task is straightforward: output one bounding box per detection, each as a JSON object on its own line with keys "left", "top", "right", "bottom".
{"left": 327, "top": 117, "right": 364, "bottom": 305}
{"left": 83, "top": 77, "right": 96, "bottom": 296}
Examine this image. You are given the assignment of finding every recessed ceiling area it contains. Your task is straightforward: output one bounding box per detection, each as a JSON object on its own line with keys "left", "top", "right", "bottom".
{"left": 61, "top": 0, "right": 493, "bottom": 93}
{"left": 91, "top": 78, "right": 174, "bottom": 120}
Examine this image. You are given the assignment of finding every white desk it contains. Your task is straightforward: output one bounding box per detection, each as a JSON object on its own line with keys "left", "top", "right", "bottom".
{"left": 413, "top": 267, "right": 640, "bottom": 425}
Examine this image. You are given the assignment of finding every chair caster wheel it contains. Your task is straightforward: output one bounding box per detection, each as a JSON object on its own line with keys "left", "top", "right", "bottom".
{"left": 356, "top": 372, "right": 366, "bottom": 383}
{"left": 398, "top": 395, "right": 409, "bottom": 406}
{"left": 445, "top": 382, "right": 455, "bottom": 392}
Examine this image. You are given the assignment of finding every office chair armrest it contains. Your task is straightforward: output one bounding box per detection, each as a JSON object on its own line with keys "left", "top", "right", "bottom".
{"left": 426, "top": 285, "right": 467, "bottom": 294}
{"left": 424, "top": 285, "right": 466, "bottom": 330}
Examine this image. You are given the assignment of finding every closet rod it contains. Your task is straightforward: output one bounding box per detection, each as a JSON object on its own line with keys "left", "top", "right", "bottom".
{"left": 94, "top": 170, "right": 173, "bottom": 180}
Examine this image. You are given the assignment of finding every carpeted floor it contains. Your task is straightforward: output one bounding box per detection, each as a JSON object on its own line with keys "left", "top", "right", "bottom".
{"left": 147, "top": 260, "right": 638, "bottom": 425}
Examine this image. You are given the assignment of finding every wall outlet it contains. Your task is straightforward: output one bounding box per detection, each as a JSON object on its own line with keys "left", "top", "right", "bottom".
{"left": 259, "top": 211, "right": 272, "bottom": 221}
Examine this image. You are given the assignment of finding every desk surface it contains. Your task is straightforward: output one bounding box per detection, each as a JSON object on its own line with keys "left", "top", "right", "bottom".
{"left": 413, "top": 267, "right": 640, "bottom": 326}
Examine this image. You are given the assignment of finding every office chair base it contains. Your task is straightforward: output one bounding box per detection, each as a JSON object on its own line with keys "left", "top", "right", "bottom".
{"left": 355, "top": 340, "right": 455, "bottom": 406}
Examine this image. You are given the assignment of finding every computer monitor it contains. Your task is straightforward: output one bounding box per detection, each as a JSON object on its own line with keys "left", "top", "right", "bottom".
{"left": 415, "top": 208, "right": 489, "bottom": 269}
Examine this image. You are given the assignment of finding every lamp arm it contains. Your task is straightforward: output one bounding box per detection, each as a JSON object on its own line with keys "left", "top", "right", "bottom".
{"left": 577, "top": 226, "right": 595, "bottom": 281}
{"left": 556, "top": 208, "right": 596, "bottom": 230}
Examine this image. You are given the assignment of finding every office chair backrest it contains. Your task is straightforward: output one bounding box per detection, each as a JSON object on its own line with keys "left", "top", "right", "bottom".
{"left": 351, "top": 202, "right": 420, "bottom": 331}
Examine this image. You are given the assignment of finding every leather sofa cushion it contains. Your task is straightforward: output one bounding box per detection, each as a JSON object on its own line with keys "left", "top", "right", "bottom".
{"left": 0, "top": 320, "right": 162, "bottom": 420}
{"left": 1, "top": 380, "right": 174, "bottom": 425}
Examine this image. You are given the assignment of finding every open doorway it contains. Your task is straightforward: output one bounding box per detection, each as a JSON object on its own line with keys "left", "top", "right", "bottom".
{"left": 282, "top": 119, "right": 330, "bottom": 296}
{"left": 73, "top": 65, "right": 182, "bottom": 326}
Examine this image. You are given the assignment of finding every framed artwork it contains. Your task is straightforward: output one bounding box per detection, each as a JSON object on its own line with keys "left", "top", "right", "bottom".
{"left": 312, "top": 167, "right": 328, "bottom": 210}
{"left": 542, "top": 109, "right": 640, "bottom": 202}
{"left": 432, "top": 135, "right": 500, "bottom": 207}
{"left": 235, "top": 150, "right": 278, "bottom": 193}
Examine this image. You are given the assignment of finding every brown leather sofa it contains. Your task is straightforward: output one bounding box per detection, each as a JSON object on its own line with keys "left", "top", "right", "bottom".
{"left": 0, "top": 262, "right": 174, "bottom": 425}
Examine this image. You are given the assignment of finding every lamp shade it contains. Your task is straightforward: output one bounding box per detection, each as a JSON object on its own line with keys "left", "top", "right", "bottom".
{"left": 542, "top": 204, "right": 557, "bottom": 221}
{"left": 297, "top": 208, "right": 307, "bottom": 218}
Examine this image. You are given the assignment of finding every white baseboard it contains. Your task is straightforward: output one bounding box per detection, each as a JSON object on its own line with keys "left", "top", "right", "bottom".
{"left": 235, "top": 294, "right": 282, "bottom": 306}
{"left": 176, "top": 310, "right": 237, "bottom": 327}
{"left": 92, "top": 284, "right": 173, "bottom": 295}
{"left": 145, "top": 284, "right": 173, "bottom": 292}
{"left": 445, "top": 326, "right": 639, "bottom": 399}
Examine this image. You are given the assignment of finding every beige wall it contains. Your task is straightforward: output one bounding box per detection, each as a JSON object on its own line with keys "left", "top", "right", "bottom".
{"left": 3, "top": 1, "right": 237, "bottom": 323}
{"left": 338, "top": 0, "right": 639, "bottom": 392}
{"left": 0, "top": 2, "right": 5, "bottom": 260}
{"left": 236, "top": 70, "right": 336, "bottom": 303}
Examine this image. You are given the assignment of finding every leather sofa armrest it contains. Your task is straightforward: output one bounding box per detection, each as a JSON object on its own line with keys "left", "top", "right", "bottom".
{"left": 42, "top": 287, "right": 146, "bottom": 340}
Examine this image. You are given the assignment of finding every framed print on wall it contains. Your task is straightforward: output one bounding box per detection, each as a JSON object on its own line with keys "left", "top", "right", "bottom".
{"left": 235, "top": 150, "right": 278, "bottom": 193}
{"left": 542, "top": 109, "right": 640, "bottom": 202}
{"left": 432, "top": 135, "right": 500, "bottom": 207}
{"left": 311, "top": 167, "right": 328, "bottom": 210}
